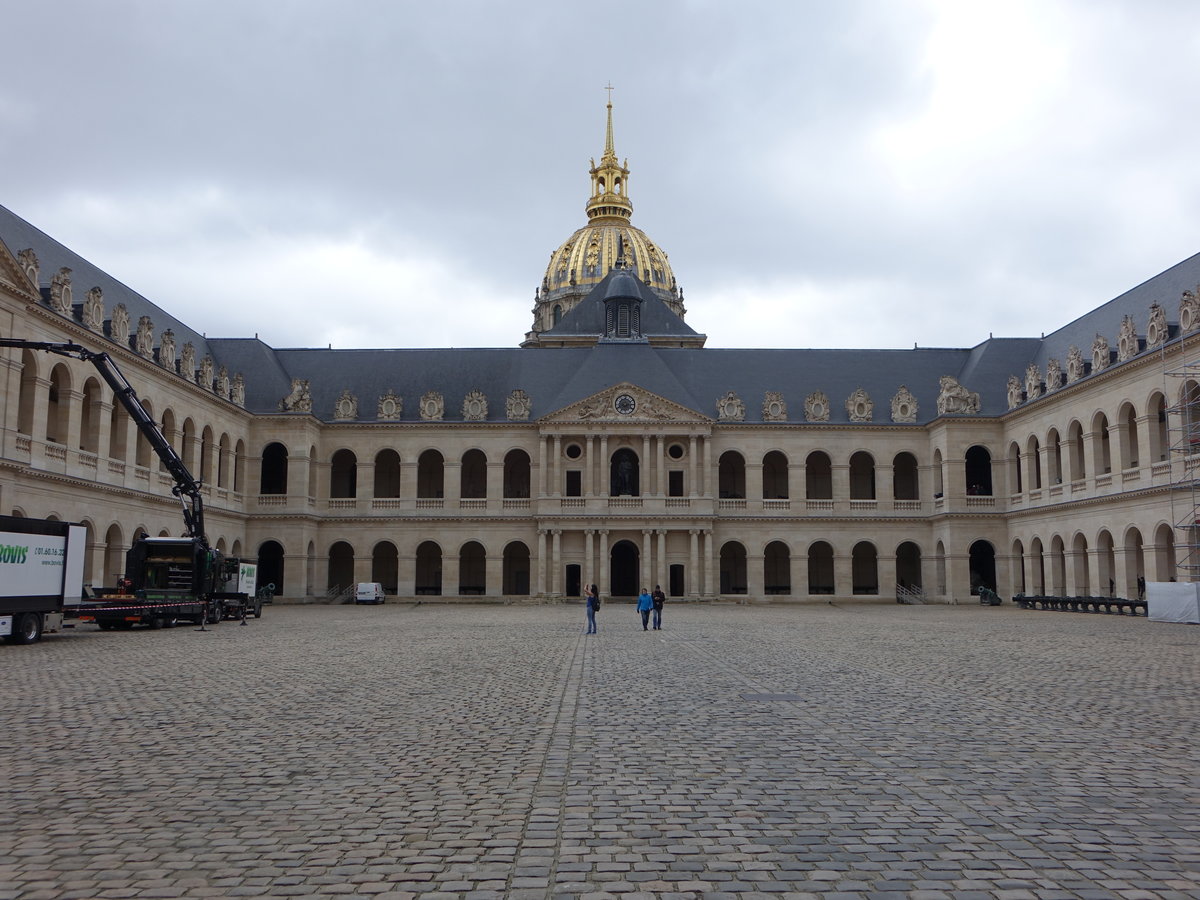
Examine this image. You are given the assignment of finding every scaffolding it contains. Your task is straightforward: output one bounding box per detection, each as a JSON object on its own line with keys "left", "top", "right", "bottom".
{"left": 1165, "top": 361, "right": 1200, "bottom": 580}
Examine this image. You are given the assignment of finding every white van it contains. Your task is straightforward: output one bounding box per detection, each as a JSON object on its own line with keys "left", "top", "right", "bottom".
{"left": 354, "top": 582, "right": 386, "bottom": 604}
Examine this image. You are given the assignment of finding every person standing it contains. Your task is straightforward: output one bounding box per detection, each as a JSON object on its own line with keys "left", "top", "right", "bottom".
{"left": 651, "top": 584, "right": 665, "bottom": 630}
{"left": 637, "top": 587, "right": 653, "bottom": 631}
{"left": 585, "top": 584, "right": 599, "bottom": 634}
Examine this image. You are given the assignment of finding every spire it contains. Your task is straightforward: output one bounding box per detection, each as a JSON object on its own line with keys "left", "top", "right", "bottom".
{"left": 586, "top": 86, "right": 633, "bottom": 224}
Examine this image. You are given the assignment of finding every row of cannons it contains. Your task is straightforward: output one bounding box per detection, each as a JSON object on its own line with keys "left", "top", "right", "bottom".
{"left": 1013, "top": 594, "right": 1148, "bottom": 616}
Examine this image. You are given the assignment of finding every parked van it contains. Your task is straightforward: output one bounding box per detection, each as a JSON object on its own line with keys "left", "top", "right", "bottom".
{"left": 354, "top": 583, "right": 386, "bottom": 604}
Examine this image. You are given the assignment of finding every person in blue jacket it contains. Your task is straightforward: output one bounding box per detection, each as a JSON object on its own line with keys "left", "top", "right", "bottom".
{"left": 585, "top": 583, "right": 599, "bottom": 634}
{"left": 637, "top": 587, "right": 653, "bottom": 631}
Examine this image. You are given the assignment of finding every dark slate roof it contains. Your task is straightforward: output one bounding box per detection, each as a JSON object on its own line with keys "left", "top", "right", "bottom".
{"left": 541, "top": 268, "right": 703, "bottom": 339}
{"left": 0, "top": 204, "right": 212, "bottom": 358}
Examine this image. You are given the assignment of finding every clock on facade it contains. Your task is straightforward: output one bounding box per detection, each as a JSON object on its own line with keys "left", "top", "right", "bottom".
{"left": 614, "top": 393, "right": 637, "bottom": 415}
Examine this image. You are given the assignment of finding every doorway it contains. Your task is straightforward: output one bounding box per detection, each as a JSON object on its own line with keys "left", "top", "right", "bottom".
{"left": 609, "top": 540, "right": 639, "bottom": 597}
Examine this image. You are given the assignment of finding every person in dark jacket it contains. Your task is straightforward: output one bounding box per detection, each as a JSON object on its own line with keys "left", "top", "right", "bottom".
{"left": 636, "top": 588, "right": 653, "bottom": 630}
{"left": 651, "top": 585, "right": 665, "bottom": 629}
{"left": 585, "top": 584, "right": 599, "bottom": 634}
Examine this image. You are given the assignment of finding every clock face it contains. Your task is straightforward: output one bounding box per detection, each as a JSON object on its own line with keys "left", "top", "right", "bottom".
{"left": 614, "top": 393, "right": 636, "bottom": 416}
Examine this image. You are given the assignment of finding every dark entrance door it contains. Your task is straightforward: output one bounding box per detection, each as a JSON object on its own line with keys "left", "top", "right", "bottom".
{"left": 610, "top": 540, "right": 639, "bottom": 597}
{"left": 565, "top": 564, "right": 581, "bottom": 598}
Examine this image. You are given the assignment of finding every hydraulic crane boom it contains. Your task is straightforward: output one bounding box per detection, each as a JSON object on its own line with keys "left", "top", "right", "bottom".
{"left": 0, "top": 338, "right": 206, "bottom": 544}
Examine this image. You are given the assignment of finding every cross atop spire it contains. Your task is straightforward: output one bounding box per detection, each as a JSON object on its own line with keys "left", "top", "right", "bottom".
{"left": 587, "top": 90, "right": 633, "bottom": 223}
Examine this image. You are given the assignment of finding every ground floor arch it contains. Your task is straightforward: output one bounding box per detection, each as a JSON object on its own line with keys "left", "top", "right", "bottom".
{"left": 610, "top": 539, "right": 639, "bottom": 597}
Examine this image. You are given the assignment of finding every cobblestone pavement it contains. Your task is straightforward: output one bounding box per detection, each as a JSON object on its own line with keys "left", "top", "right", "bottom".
{"left": 2, "top": 602, "right": 1198, "bottom": 900}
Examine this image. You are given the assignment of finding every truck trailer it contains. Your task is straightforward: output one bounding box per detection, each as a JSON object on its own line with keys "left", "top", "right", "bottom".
{"left": 0, "top": 514, "right": 87, "bottom": 644}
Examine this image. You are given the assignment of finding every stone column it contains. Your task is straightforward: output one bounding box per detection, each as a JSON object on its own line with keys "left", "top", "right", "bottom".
{"left": 747, "top": 460, "right": 763, "bottom": 504}
{"left": 689, "top": 529, "right": 699, "bottom": 598}
{"left": 641, "top": 528, "right": 652, "bottom": 589}
{"left": 656, "top": 436, "right": 665, "bottom": 497}
{"left": 444, "top": 460, "right": 461, "bottom": 503}
{"left": 833, "top": 549, "right": 852, "bottom": 598}
{"left": 599, "top": 436, "right": 609, "bottom": 496}
{"left": 359, "top": 462, "right": 376, "bottom": 501}
{"left": 944, "top": 550, "right": 969, "bottom": 603}
{"left": 551, "top": 529, "right": 562, "bottom": 596}
{"left": 876, "top": 460, "right": 894, "bottom": 507}
{"left": 551, "top": 435, "right": 562, "bottom": 497}
{"left": 747, "top": 549, "right": 764, "bottom": 601}
{"left": 642, "top": 434, "right": 651, "bottom": 497}
{"left": 535, "top": 530, "right": 547, "bottom": 595}
{"left": 689, "top": 435, "right": 698, "bottom": 497}
{"left": 1135, "top": 413, "right": 1157, "bottom": 468}
{"left": 62, "top": 388, "right": 84, "bottom": 454}
{"left": 486, "top": 461, "right": 503, "bottom": 508}
{"left": 657, "top": 529, "right": 667, "bottom": 590}
{"left": 537, "top": 436, "right": 548, "bottom": 497}
{"left": 879, "top": 552, "right": 898, "bottom": 599}
{"left": 94, "top": 400, "right": 113, "bottom": 464}
{"left": 354, "top": 552, "right": 373, "bottom": 585}
{"left": 584, "top": 529, "right": 595, "bottom": 590}
{"left": 832, "top": 462, "right": 850, "bottom": 513}
{"left": 288, "top": 552, "right": 313, "bottom": 599}
{"left": 703, "top": 529, "right": 715, "bottom": 597}
{"left": 29, "top": 376, "right": 51, "bottom": 452}
{"left": 598, "top": 529, "right": 609, "bottom": 597}
{"left": 485, "top": 550, "right": 503, "bottom": 597}
{"left": 585, "top": 436, "right": 595, "bottom": 498}
{"left": 442, "top": 551, "right": 460, "bottom": 598}
{"left": 702, "top": 438, "right": 711, "bottom": 498}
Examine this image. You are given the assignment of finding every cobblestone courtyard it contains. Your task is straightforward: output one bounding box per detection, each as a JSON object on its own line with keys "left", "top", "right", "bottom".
{"left": 2, "top": 602, "right": 1198, "bottom": 900}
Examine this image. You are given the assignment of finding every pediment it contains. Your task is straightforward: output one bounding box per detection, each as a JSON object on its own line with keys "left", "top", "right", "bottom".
{"left": 541, "top": 382, "right": 709, "bottom": 424}
{"left": 0, "top": 236, "right": 36, "bottom": 299}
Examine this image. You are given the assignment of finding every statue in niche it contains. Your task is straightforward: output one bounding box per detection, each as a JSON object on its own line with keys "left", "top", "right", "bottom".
{"left": 762, "top": 391, "right": 787, "bottom": 422}
{"left": 279, "top": 378, "right": 312, "bottom": 412}
{"left": 49, "top": 267, "right": 73, "bottom": 314}
{"left": 611, "top": 448, "right": 638, "bottom": 496}
{"left": 180, "top": 342, "right": 196, "bottom": 380}
{"left": 231, "top": 373, "right": 245, "bottom": 407}
{"left": 333, "top": 390, "right": 358, "bottom": 420}
{"left": 716, "top": 391, "right": 745, "bottom": 422}
{"left": 110, "top": 303, "right": 130, "bottom": 345}
{"left": 506, "top": 389, "right": 531, "bottom": 422}
{"left": 1025, "top": 363, "right": 1042, "bottom": 401}
{"left": 135, "top": 316, "right": 154, "bottom": 358}
{"left": 216, "top": 366, "right": 229, "bottom": 398}
{"left": 804, "top": 391, "right": 830, "bottom": 423}
{"left": 377, "top": 390, "right": 402, "bottom": 420}
{"left": 1007, "top": 376, "right": 1023, "bottom": 411}
{"left": 419, "top": 391, "right": 444, "bottom": 421}
{"left": 1117, "top": 315, "right": 1138, "bottom": 362}
{"left": 936, "top": 376, "right": 981, "bottom": 415}
{"left": 198, "top": 355, "right": 214, "bottom": 390}
{"left": 1066, "top": 345, "right": 1085, "bottom": 383}
{"left": 158, "top": 329, "right": 176, "bottom": 371}
{"left": 462, "top": 389, "right": 488, "bottom": 421}
{"left": 1146, "top": 302, "right": 1168, "bottom": 348}
{"left": 1180, "top": 286, "right": 1200, "bottom": 334}
{"left": 17, "top": 248, "right": 39, "bottom": 287}
{"left": 846, "top": 388, "right": 873, "bottom": 422}
{"left": 83, "top": 287, "right": 105, "bottom": 333}
{"left": 1091, "top": 334, "right": 1111, "bottom": 372}
{"left": 890, "top": 385, "right": 918, "bottom": 423}
{"left": 1045, "top": 358, "right": 1062, "bottom": 392}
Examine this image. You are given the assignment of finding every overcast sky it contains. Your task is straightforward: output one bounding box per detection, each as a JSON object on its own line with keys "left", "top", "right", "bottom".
{"left": 3, "top": 0, "right": 1198, "bottom": 351}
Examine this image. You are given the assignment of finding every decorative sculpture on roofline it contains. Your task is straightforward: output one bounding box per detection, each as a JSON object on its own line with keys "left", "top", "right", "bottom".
{"left": 1007, "top": 376, "right": 1023, "bottom": 411}
{"left": 49, "top": 267, "right": 72, "bottom": 314}
{"left": 462, "top": 390, "right": 488, "bottom": 421}
{"left": 890, "top": 386, "right": 918, "bottom": 423}
{"left": 83, "top": 287, "right": 105, "bottom": 334}
{"left": 1091, "top": 334, "right": 1111, "bottom": 372}
{"left": 1146, "top": 302, "right": 1168, "bottom": 348}
{"left": 1025, "top": 363, "right": 1042, "bottom": 401}
{"left": 377, "top": 390, "right": 402, "bottom": 420}
{"left": 936, "top": 376, "right": 980, "bottom": 415}
{"left": 1045, "top": 358, "right": 1062, "bottom": 392}
{"left": 1117, "top": 315, "right": 1138, "bottom": 362}
{"left": 846, "top": 388, "right": 873, "bottom": 423}
{"left": 762, "top": 391, "right": 787, "bottom": 422}
{"left": 280, "top": 378, "right": 312, "bottom": 412}
{"left": 1180, "top": 286, "right": 1200, "bottom": 333}
{"left": 1066, "top": 345, "right": 1085, "bottom": 383}
{"left": 506, "top": 389, "right": 532, "bottom": 421}
{"left": 334, "top": 390, "right": 358, "bottom": 420}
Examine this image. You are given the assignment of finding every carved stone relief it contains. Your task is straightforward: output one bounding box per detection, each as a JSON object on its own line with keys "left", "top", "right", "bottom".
{"left": 83, "top": 287, "right": 105, "bottom": 334}
{"left": 716, "top": 391, "right": 745, "bottom": 422}
{"left": 180, "top": 342, "right": 196, "bottom": 380}
{"left": 935, "top": 376, "right": 981, "bottom": 415}
{"left": 377, "top": 390, "right": 402, "bottom": 420}
{"left": 1025, "top": 363, "right": 1043, "bottom": 401}
{"left": 135, "top": 316, "right": 154, "bottom": 359}
{"left": 158, "top": 329, "right": 176, "bottom": 372}
{"left": 198, "top": 355, "right": 214, "bottom": 390}
{"left": 49, "top": 267, "right": 72, "bottom": 314}
{"left": 762, "top": 391, "right": 787, "bottom": 422}
{"left": 804, "top": 391, "right": 830, "bottom": 422}
{"left": 110, "top": 303, "right": 130, "bottom": 345}
{"left": 215, "top": 366, "right": 229, "bottom": 398}
{"left": 890, "top": 385, "right": 918, "bottom": 423}
{"left": 846, "top": 388, "right": 873, "bottom": 423}
{"left": 334, "top": 390, "right": 358, "bottom": 420}
{"left": 506, "top": 389, "right": 531, "bottom": 421}
{"left": 462, "top": 390, "right": 488, "bottom": 421}
{"left": 232, "top": 373, "right": 245, "bottom": 408}
{"left": 1045, "top": 358, "right": 1062, "bottom": 392}
{"left": 633, "top": 397, "right": 673, "bottom": 420}
{"left": 1066, "top": 345, "right": 1085, "bottom": 383}
{"left": 1091, "top": 334, "right": 1111, "bottom": 372}
{"left": 279, "top": 378, "right": 312, "bottom": 412}
{"left": 1007, "top": 376, "right": 1023, "bottom": 411}
{"left": 17, "top": 249, "right": 38, "bottom": 287}
{"left": 1146, "top": 302, "right": 1168, "bottom": 349}
{"left": 577, "top": 396, "right": 609, "bottom": 419}
{"left": 420, "top": 391, "right": 444, "bottom": 421}
{"left": 1117, "top": 315, "right": 1138, "bottom": 362}
{"left": 1180, "top": 286, "right": 1200, "bottom": 334}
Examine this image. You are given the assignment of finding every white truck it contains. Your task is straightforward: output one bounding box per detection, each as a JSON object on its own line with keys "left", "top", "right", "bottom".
{"left": 0, "top": 514, "right": 87, "bottom": 644}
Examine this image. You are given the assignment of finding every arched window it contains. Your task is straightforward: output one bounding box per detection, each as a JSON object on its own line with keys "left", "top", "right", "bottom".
{"left": 1026, "top": 436, "right": 1042, "bottom": 490}
{"left": 970, "top": 540, "right": 997, "bottom": 595}
{"left": 1071, "top": 533, "right": 1090, "bottom": 595}
{"left": 1046, "top": 428, "right": 1063, "bottom": 484}
{"left": 372, "top": 541, "right": 398, "bottom": 594}
{"left": 807, "top": 541, "right": 834, "bottom": 595}
{"left": 849, "top": 452, "right": 875, "bottom": 500}
{"left": 1012, "top": 539, "right": 1026, "bottom": 595}
{"left": 374, "top": 449, "right": 401, "bottom": 499}
{"left": 719, "top": 541, "right": 747, "bottom": 594}
{"left": 1030, "top": 537, "right": 1045, "bottom": 594}
{"left": 892, "top": 452, "right": 919, "bottom": 500}
{"left": 181, "top": 418, "right": 197, "bottom": 475}
{"left": 1067, "top": 421, "right": 1086, "bottom": 481}
{"left": 416, "top": 541, "right": 442, "bottom": 595}
{"left": 503, "top": 449, "right": 531, "bottom": 498}
{"left": 896, "top": 541, "right": 922, "bottom": 591}
{"left": 80, "top": 377, "right": 102, "bottom": 452}
{"left": 109, "top": 402, "right": 130, "bottom": 463}
{"left": 327, "top": 541, "right": 354, "bottom": 592}
{"left": 217, "top": 434, "right": 231, "bottom": 488}
{"left": 852, "top": 541, "right": 878, "bottom": 594}
{"left": 932, "top": 449, "right": 944, "bottom": 498}
{"left": 417, "top": 450, "right": 444, "bottom": 499}
{"left": 17, "top": 348, "right": 38, "bottom": 436}
{"left": 200, "top": 426, "right": 215, "bottom": 485}
{"left": 1008, "top": 442, "right": 1023, "bottom": 494}
{"left": 717, "top": 451, "right": 745, "bottom": 499}
{"left": 459, "top": 541, "right": 486, "bottom": 595}
{"left": 764, "top": 541, "right": 790, "bottom": 594}
{"left": 805, "top": 451, "right": 832, "bottom": 500}
{"left": 257, "top": 540, "right": 285, "bottom": 595}
{"left": 1148, "top": 392, "right": 1168, "bottom": 463}
{"left": 330, "top": 449, "right": 358, "bottom": 498}
{"left": 461, "top": 449, "right": 487, "bottom": 499}
{"left": 762, "top": 451, "right": 788, "bottom": 499}
{"left": 46, "top": 363, "right": 71, "bottom": 444}
{"left": 965, "top": 445, "right": 992, "bottom": 495}
{"left": 1093, "top": 412, "right": 1112, "bottom": 474}
{"left": 1118, "top": 402, "right": 1139, "bottom": 470}
{"left": 552, "top": 304, "right": 563, "bottom": 325}
{"left": 233, "top": 439, "right": 246, "bottom": 493}
{"left": 260, "top": 442, "right": 289, "bottom": 495}
{"left": 503, "top": 541, "right": 531, "bottom": 595}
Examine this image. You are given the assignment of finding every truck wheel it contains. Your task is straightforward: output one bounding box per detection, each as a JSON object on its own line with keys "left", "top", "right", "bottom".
{"left": 207, "top": 602, "right": 223, "bottom": 624}
{"left": 253, "top": 599, "right": 263, "bottom": 618}
{"left": 97, "top": 621, "right": 115, "bottom": 631}
{"left": 6, "top": 612, "right": 42, "bottom": 644}
{"left": 148, "top": 615, "right": 164, "bottom": 629}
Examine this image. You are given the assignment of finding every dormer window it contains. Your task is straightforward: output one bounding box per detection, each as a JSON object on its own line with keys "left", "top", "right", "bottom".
{"left": 605, "top": 301, "right": 640, "bottom": 338}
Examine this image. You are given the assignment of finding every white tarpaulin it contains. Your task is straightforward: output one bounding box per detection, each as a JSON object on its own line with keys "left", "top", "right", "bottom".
{"left": 1146, "top": 582, "right": 1200, "bottom": 624}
